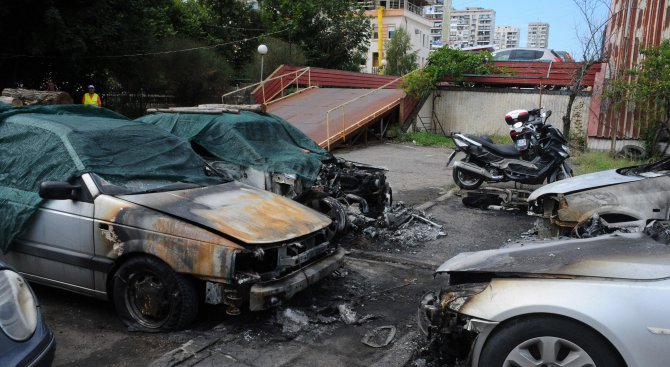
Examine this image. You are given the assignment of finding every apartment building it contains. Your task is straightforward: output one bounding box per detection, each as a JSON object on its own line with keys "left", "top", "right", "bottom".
{"left": 362, "top": 0, "right": 433, "bottom": 73}
{"left": 447, "top": 7, "right": 496, "bottom": 49}
{"left": 494, "top": 25, "right": 520, "bottom": 49}
{"left": 527, "top": 22, "right": 550, "bottom": 48}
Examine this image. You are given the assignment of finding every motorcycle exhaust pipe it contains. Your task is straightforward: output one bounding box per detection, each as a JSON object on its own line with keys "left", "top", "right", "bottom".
{"left": 453, "top": 160, "right": 496, "bottom": 179}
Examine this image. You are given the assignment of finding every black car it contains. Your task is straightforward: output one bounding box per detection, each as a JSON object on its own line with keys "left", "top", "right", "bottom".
{"left": 0, "top": 260, "right": 55, "bottom": 367}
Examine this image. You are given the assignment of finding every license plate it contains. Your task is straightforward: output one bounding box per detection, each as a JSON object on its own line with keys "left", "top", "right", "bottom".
{"left": 515, "top": 138, "right": 528, "bottom": 150}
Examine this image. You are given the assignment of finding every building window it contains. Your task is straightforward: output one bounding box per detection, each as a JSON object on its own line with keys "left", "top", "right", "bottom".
{"left": 388, "top": 26, "right": 396, "bottom": 39}
{"left": 373, "top": 26, "right": 378, "bottom": 40}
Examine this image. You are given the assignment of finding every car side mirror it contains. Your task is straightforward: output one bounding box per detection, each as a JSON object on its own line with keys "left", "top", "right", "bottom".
{"left": 39, "top": 181, "right": 81, "bottom": 200}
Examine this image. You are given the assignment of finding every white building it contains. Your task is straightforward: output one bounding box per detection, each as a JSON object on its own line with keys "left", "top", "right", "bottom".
{"left": 494, "top": 26, "right": 520, "bottom": 49}
{"left": 527, "top": 22, "right": 550, "bottom": 48}
{"left": 362, "top": 1, "right": 433, "bottom": 74}
{"left": 423, "top": 1, "right": 445, "bottom": 49}
{"left": 447, "top": 7, "right": 496, "bottom": 49}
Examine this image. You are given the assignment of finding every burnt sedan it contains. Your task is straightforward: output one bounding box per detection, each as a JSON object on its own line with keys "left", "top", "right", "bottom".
{"left": 0, "top": 105, "right": 343, "bottom": 332}
{"left": 418, "top": 232, "right": 670, "bottom": 367}
{"left": 528, "top": 156, "right": 670, "bottom": 237}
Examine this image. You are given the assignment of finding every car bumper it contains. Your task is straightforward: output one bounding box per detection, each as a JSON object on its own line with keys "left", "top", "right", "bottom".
{"left": 249, "top": 247, "right": 346, "bottom": 310}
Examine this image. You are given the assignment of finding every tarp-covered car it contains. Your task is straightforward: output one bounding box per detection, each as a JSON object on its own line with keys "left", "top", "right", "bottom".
{"left": 0, "top": 105, "right": 344, "bottom": 331}
{"left": 528, "top": 157, "right": 670, "bottom": 237}
{"left": 418, "top": 232, "right": 670, "bottom": 367}
{"left": 136, "top": 112, "right": 391, "bottom": 236}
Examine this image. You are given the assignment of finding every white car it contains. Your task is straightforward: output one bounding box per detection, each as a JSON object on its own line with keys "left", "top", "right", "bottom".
{"left": 492, "top": 48, "right": 563, "bottom": 62}
{"left": 418, "top": 232, "right": 670, "bottom": 367}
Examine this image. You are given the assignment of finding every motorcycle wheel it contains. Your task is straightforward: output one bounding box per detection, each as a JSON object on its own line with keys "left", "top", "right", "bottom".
{"left": 453, "top": 164, "right": 484, "bottom": 190}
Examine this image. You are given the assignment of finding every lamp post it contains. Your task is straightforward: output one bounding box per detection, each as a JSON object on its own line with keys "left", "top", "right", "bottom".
{"left": 257, "top": 44, "right": 268, "bottom": 83}
{"left": 381, "top": 59, "right": 388, "bottom": 75}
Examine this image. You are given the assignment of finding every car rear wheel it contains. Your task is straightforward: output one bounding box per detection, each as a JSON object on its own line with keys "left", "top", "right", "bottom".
{"left": 479, "top": 316, "right": 624, "bottom": 367}
{"left": 113, "top": 256, "right": 198, "bottom": 332}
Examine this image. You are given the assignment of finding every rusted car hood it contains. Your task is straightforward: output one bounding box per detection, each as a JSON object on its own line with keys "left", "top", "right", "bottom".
{"left": 118, "top": 182, "right": 331, "bottom": 244}
{"left": 528, "top": 169, "right": 643, "bottom": 201}
{"left": 436, "top": 233, "right": 670, "bottom": 280}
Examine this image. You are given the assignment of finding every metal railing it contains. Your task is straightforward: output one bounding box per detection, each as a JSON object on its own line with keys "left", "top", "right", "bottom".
{"left": 220, "top": 67, "right": 312, "bottom": 104}
{"left": 323, "top": 76, "right": 402, "bottom": 150}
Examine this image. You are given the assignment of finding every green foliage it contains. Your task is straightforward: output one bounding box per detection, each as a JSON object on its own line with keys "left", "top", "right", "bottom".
{"left": 385, "top": 28, "right": 417, "bottom": 76}
{"left": 606, "top": 40, "right": 670, "bottom": 157}
{"left": 261, "top": 0, "right": 370, "bottom": 71}
{"left": 0, "top": 0, "right": 260, "bottom": 105}
{"left": 401, "top": 48, "right": 502, "bottom": 99}
{"left": 241, "top": 37, "right": 307, "bottom": 81}
{"left": 394, "top": 130, "right": 455, "bottom": 148}
{"left": 571, "top": 151, "right": 646, "bottom": 175}
{"left": 569, "top": 101, "right": 588, "bottom": 151}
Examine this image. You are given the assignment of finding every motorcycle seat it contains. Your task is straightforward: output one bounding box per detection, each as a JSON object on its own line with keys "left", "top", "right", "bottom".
{"left": 465, "top": 134, "right": 521, "bottom": 157}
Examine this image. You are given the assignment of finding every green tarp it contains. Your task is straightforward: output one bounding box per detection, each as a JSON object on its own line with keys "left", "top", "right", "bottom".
{"left": 0, "top": 104, "right": 218, "bottom": 252}
{"left": 136, "top": 111, "right": 329, "bottom": 187}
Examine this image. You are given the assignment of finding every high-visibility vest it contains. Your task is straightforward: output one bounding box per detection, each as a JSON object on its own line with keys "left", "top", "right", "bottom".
{"left": 83, "top": 93, "right": 100, "bottom": 106}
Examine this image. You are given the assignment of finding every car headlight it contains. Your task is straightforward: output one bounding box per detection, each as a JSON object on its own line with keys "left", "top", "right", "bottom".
{"left": 0, "top": 270, "right": 38, "bottom": 341}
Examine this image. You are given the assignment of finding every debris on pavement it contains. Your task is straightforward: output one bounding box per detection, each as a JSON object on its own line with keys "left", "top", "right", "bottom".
{"left": 645, "top": 220, "right": 670, "bottom": 244}
{"left": 461, "top": 187, "right": 531, "bottom": 211}
{"left": 277, "top": 308, "right": 310, "bottom": 337}
{"left": 361, "top": 325, "right": 397, "bottom": 348}
{"left": 338, "top": 303, "right": 358, "bottom": 325}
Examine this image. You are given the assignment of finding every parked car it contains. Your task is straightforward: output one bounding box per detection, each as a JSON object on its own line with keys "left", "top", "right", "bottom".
{"left": 417, "top": 232, "right": 670, "bottom": 367}
{"left": 528, "top": 156, "right": 670, "bottom": 237}
{"left": 0, "top": 260, "right": 55, "bottom": 367}
{"left": 555, "top": 50, "right": 574, "bottom": 62}
{"left": 0, "top": 105, "right": 343, "bottom": 332}
{"left": 492, "top": 47, "right": 563, "bottom": 62}
{"left": 137, "top": 111, "right": 392, "bottom": 237}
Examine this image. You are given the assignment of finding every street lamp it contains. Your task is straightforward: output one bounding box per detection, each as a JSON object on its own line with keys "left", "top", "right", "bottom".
{"left": 381, "top": 59, "right": 388, "bottom": 75}
{"left": 257, "top": 44, "right": 268, "bottom": 83}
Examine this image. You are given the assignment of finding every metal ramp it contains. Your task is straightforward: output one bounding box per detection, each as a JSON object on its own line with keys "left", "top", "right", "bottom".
{"left": 222, "top": 66, "right": 417, "bottom": 150}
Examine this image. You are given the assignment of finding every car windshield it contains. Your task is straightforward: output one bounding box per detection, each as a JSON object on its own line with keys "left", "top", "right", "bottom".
{"left": 619, "top": 156, "right": 670, "bottom": 177}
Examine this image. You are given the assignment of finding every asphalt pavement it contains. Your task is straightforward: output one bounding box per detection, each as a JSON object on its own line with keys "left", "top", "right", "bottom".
{"left": 37, "top": 142, "right": 537, "bottom": 367}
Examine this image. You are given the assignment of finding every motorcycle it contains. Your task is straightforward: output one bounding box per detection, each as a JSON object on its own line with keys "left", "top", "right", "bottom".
{"left": 447, "top": 109, "right": 573, "bottom": 190}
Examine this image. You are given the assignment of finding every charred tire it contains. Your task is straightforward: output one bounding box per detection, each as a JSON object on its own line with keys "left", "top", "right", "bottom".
{"left": 308, "top": 196, "right": 348, "bottom": 240}
{"left": 478, "top": 315, "right": 625, "bottom": 367}
{"left": 453, "top": 165, "right": 484, "bottom": 190}
{"left": 112, "top": 256, "right": 198, "bottom": 332}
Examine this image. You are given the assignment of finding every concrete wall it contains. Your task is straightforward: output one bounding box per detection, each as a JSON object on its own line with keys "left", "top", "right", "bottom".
{"left": 414, "top": 87, "right": 592, "bottom": 137}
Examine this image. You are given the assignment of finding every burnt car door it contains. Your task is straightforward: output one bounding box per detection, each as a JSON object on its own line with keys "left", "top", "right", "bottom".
{"left": 4, "top": 175, "right": 97, "bottom": 295}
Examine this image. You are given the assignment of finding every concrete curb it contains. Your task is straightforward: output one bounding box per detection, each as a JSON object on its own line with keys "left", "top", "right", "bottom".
{"left": 413, "top": 187, "right": 459, "bottom": 212}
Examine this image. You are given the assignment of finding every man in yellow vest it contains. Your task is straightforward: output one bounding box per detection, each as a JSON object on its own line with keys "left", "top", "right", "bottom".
{"left": 82, "top": 85, "right": 101, "bottom": 106}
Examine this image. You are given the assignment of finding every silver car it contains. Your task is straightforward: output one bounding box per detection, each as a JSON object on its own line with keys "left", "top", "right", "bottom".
{"left": 528, "top": 157, "right": 670, "bottom": 237}
{"left": 418, "top": 232, "right": 670, "bottom": 367}
{"left": 0, "top": 106, "right": 342, "bottom": 332}
{"left": 492, "top": 48, "right": 563, "bottom": 62}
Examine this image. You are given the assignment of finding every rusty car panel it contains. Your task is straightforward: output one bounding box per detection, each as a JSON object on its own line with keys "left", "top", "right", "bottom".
{"left": 117, "top": 181, "right": 332, "bottom": 244}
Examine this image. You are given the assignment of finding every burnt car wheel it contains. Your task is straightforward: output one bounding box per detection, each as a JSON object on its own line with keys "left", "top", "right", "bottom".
{"left": 309, "top": 197, "right": 348, "bottom": 240}
{"left": 113, "top": 256, "right": 198, "bottom": 332}
{"left": 479, "top": 316, "right": 624, "bottom": 367}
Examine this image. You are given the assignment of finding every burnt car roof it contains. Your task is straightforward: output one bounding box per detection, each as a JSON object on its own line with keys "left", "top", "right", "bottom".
{"left": 436, "top": 232, "right": 670, "bottom": 280}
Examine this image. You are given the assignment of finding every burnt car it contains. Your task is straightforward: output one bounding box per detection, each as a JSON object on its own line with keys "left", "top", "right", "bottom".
{"left": 418, "top": 232, "right": 670, "bottom": 367}
{"left": 0, "top": 105, "right": 343, "bottom": 331}
{"left": 0, "top": 260, "right": 55, "bottom": 367}
{"left": 136, "top": 111, "right": 391, "bottom": 236}
{"left": 528, "top": 156, "right": 670, "bottom": 237}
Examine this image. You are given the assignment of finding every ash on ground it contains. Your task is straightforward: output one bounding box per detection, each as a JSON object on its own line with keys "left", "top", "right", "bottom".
{"left": 345, "top": 202, "right": 446, "bottom": 252}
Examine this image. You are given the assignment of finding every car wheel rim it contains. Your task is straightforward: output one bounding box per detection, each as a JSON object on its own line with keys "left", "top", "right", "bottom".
{"left": 503, "top": 336, "right": 596, "bottom": 367}
{"left": 125, "top": 271, "right": 171, "bottom": 329}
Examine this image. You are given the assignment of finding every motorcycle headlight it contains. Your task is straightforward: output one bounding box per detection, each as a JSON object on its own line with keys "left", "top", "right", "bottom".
{"left": 0, "top": 270, "right": 38, "bottom": 341}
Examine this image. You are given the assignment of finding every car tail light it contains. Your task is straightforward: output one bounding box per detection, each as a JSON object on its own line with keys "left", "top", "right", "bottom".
{"left": 554, "top": 56, "right": 562, "bottom": 62}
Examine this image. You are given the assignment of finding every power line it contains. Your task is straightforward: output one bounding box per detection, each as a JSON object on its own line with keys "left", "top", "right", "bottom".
{"left": 0, "top": 28, "right": 288, "bottom": 60}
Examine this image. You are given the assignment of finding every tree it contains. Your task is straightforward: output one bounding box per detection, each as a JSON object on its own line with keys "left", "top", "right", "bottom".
{"left": 261, "top": 0, "right": 370, "bottom": 71}
{"left": 401, "top": 47, "right": 502, "bottom": 99}
{"left": 562, "top": 0, "right": 609, "bottom": 140}
{"left": 385, "top": 27, "right": 417, "bottom": 76}
{"left": 607, "top": 40, "right": 670, "bottom": 157}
